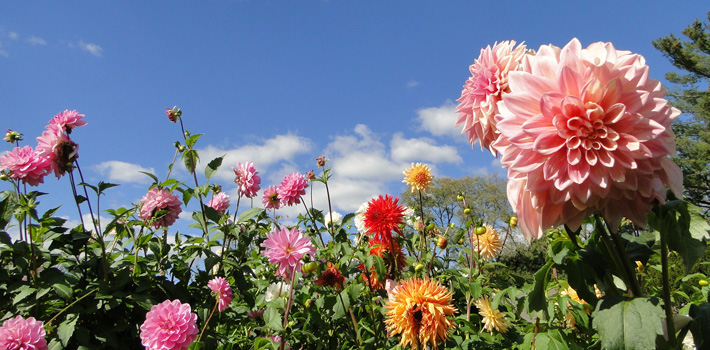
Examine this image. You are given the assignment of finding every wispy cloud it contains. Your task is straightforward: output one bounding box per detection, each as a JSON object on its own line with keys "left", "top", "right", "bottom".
{"left": 390, "top": 133, "right": 462, "bottom": 164}
{"left": 406, "top": 79, "right": 419, "bottom": 88}
{"left": 78, "top": 41, "right": 103, "bottom": 56}
{"left": 415, "top": 100, "right": 465, "bottom": 140}
{"left": 94, "top": 161, "right": 156, "bottom": 184}
{"left": 27, "top": 36, "right": 47, "bottom": 46}
{"left": 8, "top": 32, "right": 18, "bottom": 40}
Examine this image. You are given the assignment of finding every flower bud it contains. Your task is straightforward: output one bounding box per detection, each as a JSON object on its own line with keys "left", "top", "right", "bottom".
{"left": 3, "top": 129, "right": 22, "bottom": 143}
{"left": 316, "top": 156, "right": 327, "bottom": 167}
{"left": 510, "top": 217, "right": 518, "bottom": 228}
{"left": 699, "top": 280, "right": 709, "bottom": 287}
{"left": 415, "top": 263, "right": 424, "bottom": 271}
{"left": 306, "top": 170, "right": 315, "bottom": 180}
{"left": 463, "top": 208, "right": 471, "bottom": 215}
{"left": 437, "top": 236, "right": 448, "bottom": 249}
{"left": 449, "top": 223, "right": 455, "bottom": 228}
{"left": 0, "top": 172, "right": 8, "bottom": 181}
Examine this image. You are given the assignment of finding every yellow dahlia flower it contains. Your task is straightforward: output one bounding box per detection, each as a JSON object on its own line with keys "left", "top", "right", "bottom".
{"left": 475, "top": 296, "right": 508, "bottom": 334}
{"left": 473, "top": 224, "right": 502, "bottom": 261}
{"left": 385, "top": 278, "right": 457, "bottom": 349}
{"left": 403, "top": 163, "right": 433, "bottom": 192}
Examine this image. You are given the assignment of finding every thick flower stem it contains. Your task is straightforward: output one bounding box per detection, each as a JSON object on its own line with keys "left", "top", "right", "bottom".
{"left": 659, "top": 209, "right": 676, "bottom": 347}
{"left": 417, "top": 190, "right": 426, "bottom": 262}
{"left": 300, "top": 198, "right": 325, "bottom": 247}
{"left": 178, "top": 119, "right": 209, "bottom": 239}
{"left": 324, "top": 181, "right": 335, "bottom": 239}
{"left": 594, "top": 213, "right": 641, "bottom": 297}
{"left": 76, "top": 161, "right": 108, "bottom": 281}
{"left": 338, "top": 293, "right": 362, "bottom": 346}
{"left": 197, "top": 299, "right": 219, "bottom": 343}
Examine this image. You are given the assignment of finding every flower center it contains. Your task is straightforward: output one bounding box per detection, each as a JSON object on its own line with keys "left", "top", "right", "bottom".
{"left": 285, "top": 245, "right": 293, "bottom": 254}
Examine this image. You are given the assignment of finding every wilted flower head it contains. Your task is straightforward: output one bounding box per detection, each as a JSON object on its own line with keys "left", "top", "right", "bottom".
{"left": 35, "top": 126, "right": 78, "bottom": 179}
{"left": 493, "top": 38, "right": 682, "bottom": 239}
{"left": 363, "top": 195, "right": 405, "bottom": 247}
{"left": 385, "top": 278, "right": 457, "bottom": 350}
{"left": 277, "top": 172, "right": 308, "bottom": 206}
{"left": 206, "top": 191, "right": 230, "bottom": 214}
{"left": 474, "top": 224, "right": 503, "bottom": 261}
{"left": 261, "top": 227, "right": 316, "bottom": 277}
{"left": 262, "top": 185, "right": 282, "bottom": 210}
{"left": 247, "top": 309, "right": 264, "bottom": 319}
{"left": 264, "top": 282, "right": 291, "bottom": 303}
{"left": 139, "top": 188, "right": 183, "bottom": 228}
{"left": 403, "top": 162, "right": 434, "bottom": 192}
{"left": 475, "top": 296, "right": 508, "bottom": 334}
{"left": 0, "top": 146, "right": 50, "bottom": 186}
{"left": 0, "top": 315, "right": 48, "bottom": 350}
{"left": 4, "top": 129, "right": 22, "bottom": 143}
{"left": 208, "top": 277, "right": 234, "bottom": 313}
{"left": 316, "top": 156, "right": 327, "bottom": 167}
{"left": 324, "top": 211, "right": 343, "bottom": 228}
{"left": 315, "top": 262, "right": 346, "bottom": 290}
{"left": 306, "top": 170, "right": 315, "bottom": 180}
{"left": 140, "top": 299, "right": 198, "bottom": 350}
{"left": 48, "top": 109, "right": 87, "bottom": 133}
{"left": 233, "top": 161, "right": 261, "bottom": 198}
{"left": 456, "top": 41, "right": 528, "bottom": 155}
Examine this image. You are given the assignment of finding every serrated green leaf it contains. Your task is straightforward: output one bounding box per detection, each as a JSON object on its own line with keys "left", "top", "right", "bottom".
{"left": 57, "top": 314, "right": 78, "bottom": 346}
{"left": 138, "top": 171, "right": 159, "bottom": 184}
{"left": 528, "top": 261, "right": 553, "bottom": 314}
{"left": 54, "top": 283, "right": 73, "bottom": 300}
{"left": 204, "top": 155, "right": 224, "bottom": 180}
{"left": 332, "top": 290, "right": 350, "bottom": 320}
{"left": 687, "top": 202, "right": 710, "bottom": 241}
{"left": 689, "top": 303, "right": 710, "bottom": 350}
{"left": 372, "top": 255, "right": 386, "bottom": 284}
{"left": 98, "top": 181, "right": 119, "bottom": 194}
{"left": 13, "top": 286, "right": 36, "bottom": 304}
{"left": 521, "top": 329, "right": 570, "bottom": 350}
{"left": 592, "top": 297, "right": 664, "bottom": 350}
{"left": 264, "top": 307, "right": 283, "bottom": 331}
{"left": 182, "top": 149, "right": 200, "bottom": 173}
{"left": 185, "top": 134, "right": 203, "bottom": 148}
{"left": 237, "top": 208, "right": 263, "bottom": 223}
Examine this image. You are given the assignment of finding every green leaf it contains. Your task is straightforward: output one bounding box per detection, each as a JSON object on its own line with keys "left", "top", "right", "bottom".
{"left": 372, "top": 255, "right": 386, "bottom": 284}
{"left": 687, "top": 202, "right": 710, "bottom": 241}
{"left": 182, "top": 149, "right": 200, "bottom": 173}
{"left": 521, "top": 329, "right": 570, "bottom": 350}
{"left": 237, "top": 208, "right": 263, "bottom": 223}
{"left": 138, "top": 171, "right": 159, "bottom": 184}
{"left": 98, "top": 181, "right": 119, "bottom": 194}
{"left": 689, "top": 303, "right": 710, "bottom": 350}
{"left": 184, "top": 133, "right": 203, "bottom": 148}
{"left": 54, "top": 283, "right": 74, "bottom": 300}
{"left": 13, "top": 286, "right": 36, "bottom": 304}
{"left": 204, "top": 155, "right": 224, "bottom": 180}
{"left": 57, "top": 314, "right": 78, "bottom": 346}
{"left": 528, "top": 261, "right": 553, "bottom": 314}
{"left": 332, "top": 290, "right": 350, "bottom": 320}
{"left": 264, "top": 306, "right": 283, "bottom": 331}
{"left": 592, "top": 297, "right": 664, "bottom": 350}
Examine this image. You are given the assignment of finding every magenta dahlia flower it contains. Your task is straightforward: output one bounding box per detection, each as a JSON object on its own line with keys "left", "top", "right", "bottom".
{"left": 48, "top": 109, "right": 87, "bottom": 133}
{"left": 208, "top": 276, "right": 234, "bottom": 313}
{"left": 492, "top": 38, "right": 682, "bottom": 239}
{"left": 233, "top": 161, "right": 261, "bottom": 198}
{"left": 140, "top": 299, "right": 198, "bottom": 350}
{"left": 0, "top": 315, "right": 48, "bottom": 350}
{"left": 206, "top": 192, "right": 230, "bottom": 214}
{"left": 139, "top": 188, "right": 183, "bottom": 228}
{"left": 262, "top": 185, "right": 282, "bottom": 210}
{"left": 0, "top": 146, "right": 51, "bottom": 186}
{"left": 456, "top": 41, "right": 528, "bottom": 155}
{"left": 35, "top": 126, "right": 79, "bottom": 179}
{"left": 277, "top": 172, "right": 308, "bottom": 207}
{"left": 261, "top": 227, "right": 315, "bottom": 277}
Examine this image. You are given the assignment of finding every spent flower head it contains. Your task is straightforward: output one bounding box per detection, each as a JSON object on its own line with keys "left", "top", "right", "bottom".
{"left": 4, "top": 129, "right": 22, "bottom": 143}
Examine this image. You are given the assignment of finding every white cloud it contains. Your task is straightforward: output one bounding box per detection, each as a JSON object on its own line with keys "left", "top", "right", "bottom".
{"left": 196, "top": 134, "right": 314, "bottom": 183}
{"left": 27, "top": 36, "right": 46, "bottom": 46}
{"left": 406, "top": 80, "right": 419, "bottom": 88}
{"left": 94, "top": 161, "right": 156, "bottom": 184}
{"left": 78, "top": 41, "right": 103, "bottom": 56}
{"left": 390, "top": 133, "right": 462, "bottom": 164}
{"left": 416, "top": 100, "right": 465, "bottom": 140}
{"left": 8, "top": 32, "right": 18, "bottom": 40}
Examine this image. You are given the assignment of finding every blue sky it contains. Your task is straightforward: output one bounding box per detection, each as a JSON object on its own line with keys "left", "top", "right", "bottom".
{"left": 1, "top": 1, "right": 708, "bottom": 233}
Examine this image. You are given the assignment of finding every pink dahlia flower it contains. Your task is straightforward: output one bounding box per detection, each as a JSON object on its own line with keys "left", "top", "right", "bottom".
{"left": 48, "top": 109, "right": 87, "bottom": 133}
{"left": 261, "top": 227, "right": 316, "bottom": 277}
{"left": 206, "top": 192, "right": 230, "bottom": 214}
{"left": 208, "top": 277, "right": 234, "bottom": 313}
{"left": 35, "top": 126, "right": 79, "bottom": 179}
{"left": 0, "top": 315, "right": 48, "bottom": 350}
{"left": 139, "top": 188, "right": 183, "bottom": 228}
{"left": 140, "top": 299, "right": 198, "bottom": 350}
{"left": 493, "top": 38, "right": 683, "bottom": 239}
{"left": 233, "top": 161, "right": 261, "bottom": 198}
{"left": 456, "top": 41, "right": 528, "bottom": 155}
{"left": 262, "top": 185, "right": 282, "bottom": 210}
{"left": 277, "top": 172, "right": 308, "bottom": 207}
{"left": 0, "top": 146, "right": 51, "bottom": 186}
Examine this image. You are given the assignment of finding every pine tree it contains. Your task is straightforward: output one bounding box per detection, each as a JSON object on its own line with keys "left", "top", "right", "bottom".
{"left": 653, "top": 11, "right": 710, "bottom": 215}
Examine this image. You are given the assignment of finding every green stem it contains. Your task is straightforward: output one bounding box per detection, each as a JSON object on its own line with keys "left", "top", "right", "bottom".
{"left": 280, "top": 266, "right": 298, "bottom": 350}
{"left": 46, "top": 288, "right": 98, "bottom": 326}
{"left": 594, "top": 213, "right": 641, "bottom": 297}
{"left": 338, "top": 292, "right": 362, "bottom": 346}
{"left": 659, "top": 208, "right": 676, "bottom": 347}
{"left": 197, "top": 298, "right": 219, "bottom": 343}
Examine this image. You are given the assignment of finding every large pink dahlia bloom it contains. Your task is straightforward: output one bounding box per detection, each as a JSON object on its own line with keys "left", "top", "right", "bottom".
{"left": 0, "top": 146, "right": 51, "bottom": 186}
{"left": 456, "top": 41, "right": 528, "bottom": 155}
{"left": 48, "top": 109, "right": 87, "bottom": 133}
{"left": 261, "top": 227, "right": 315, "bottom": 277}
{"left": 233, "top": 161, "right": 261, "bottom": 198}
{"left": 493, "top": 38, "right": 682, "bottom": 239}
{"left": 35, "top": 126, "right": 79, "bottom": 179}
{"left": 208, "top": 277, "right": 234, "bottom": 313}
{"left": 140, "top": 299, "right": 198, "bottom": 350}
{"left": 0, "top": 315, "right": 48, "bottom": 350}
{"left": 277, "top": 172, "right": 308, "bottom": 207}
{"left": 206, "top": 192, "right": 230, "bottom": 214}
{"left": 139, "top": 188, "right": 183, "bottom": 228}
